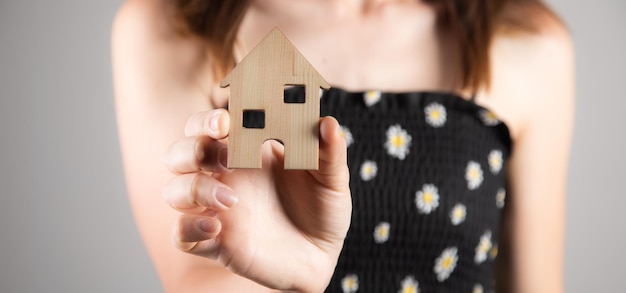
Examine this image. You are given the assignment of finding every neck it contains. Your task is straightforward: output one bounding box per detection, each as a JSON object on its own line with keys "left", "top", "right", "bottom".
{"left": 237, "top": 0, "right": 459, "bottom": 94}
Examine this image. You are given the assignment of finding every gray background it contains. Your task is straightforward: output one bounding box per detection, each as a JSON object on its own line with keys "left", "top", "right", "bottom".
{"left": 0, "top": 0, "right": 623, "bottom": 292}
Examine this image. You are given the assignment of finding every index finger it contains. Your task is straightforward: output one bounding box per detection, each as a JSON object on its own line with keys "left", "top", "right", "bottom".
{"left": 184, "top": 109, "right": 230, "bottom": 139}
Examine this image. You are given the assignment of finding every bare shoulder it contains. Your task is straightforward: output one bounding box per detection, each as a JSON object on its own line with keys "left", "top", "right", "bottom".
{"left": 487, "top": 13, "right": 574, "bottom": 292}
{"left": 484, "top": 11, "right": 575, "bottom": 139}
{"left": 494, "top": 10, "right": 574, "bottom": 71}
{"left": 112, "top": 0, "right": 213, "bottom": 103}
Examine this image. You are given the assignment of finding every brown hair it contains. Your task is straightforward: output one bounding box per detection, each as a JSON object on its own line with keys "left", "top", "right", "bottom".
{"left": 172, "top": 0, "right": 558, "bottom": 92}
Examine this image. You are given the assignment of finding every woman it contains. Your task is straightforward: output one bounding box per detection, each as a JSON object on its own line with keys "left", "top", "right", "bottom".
{"left": 112, "top": 0, "right": 574, "bottom": 292}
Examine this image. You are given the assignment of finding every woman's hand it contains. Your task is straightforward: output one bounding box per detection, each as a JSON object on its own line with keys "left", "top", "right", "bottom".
{"left": 163, "top": 109, "right": 352, "bottom": 292}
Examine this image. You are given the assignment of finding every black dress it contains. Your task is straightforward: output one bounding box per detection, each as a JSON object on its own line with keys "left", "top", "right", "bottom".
{"left": 286, "top": 87, "right": 512, "bottom": 293}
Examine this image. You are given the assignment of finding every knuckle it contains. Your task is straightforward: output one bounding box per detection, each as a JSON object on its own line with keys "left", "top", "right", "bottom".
{"left": 204, "top": 111, "right": 215, "bottom": 133}
{"left": 209, "top": 109, "right": 231, "bottom": 138}
{"left": 188, "top": 173, "right": 218, "bottom": 209}
{"left": 172, "top": 217, "right": 199, "bottom": 252}
{"left": 189, "top": 173, "right": 205, "bottom": 205}
{"left": 184, "top": 111, "right": 207, "bottom": 137}
{"left": 173, "top": 236, "right": 197, "bottom": 253}
{"left": 190, "top": 135, "right": 227, "bottom": 173}
{"left": 193, "top": 137, "right": 208, "bottom": 170}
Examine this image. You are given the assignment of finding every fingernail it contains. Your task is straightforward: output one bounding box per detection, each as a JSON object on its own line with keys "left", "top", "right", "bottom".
{"left": 209, "top": 111, "right": 221, "bottom": 134}
{"left": 198, "top": 219, "right": 215, "bottom": 233}
{"left": 215, "top": 186, "right": 238, "bottom": 208}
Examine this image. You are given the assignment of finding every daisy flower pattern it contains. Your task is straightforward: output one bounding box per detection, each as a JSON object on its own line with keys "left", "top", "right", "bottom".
{"left": 415, "top": 184, "right": 440, "bottom": 214}
{"left": 341, "top": 274, "right": 359, "bottom": 293}
{"left": 473, "top": 284, "right": 484, "bottom": 293}
{"left": 399, "top": 276, "right": 419, "bottom": 293}
{"left": 434, "top": 247, "right": 459, "bottom": 282}
{"left": 465, "top": 161, "right": 484, "bottom": 190}
{"left": 488, "top": 149, "right": 503, "bottom": 174}
{"left": 496, "top": 188, "right": 506, "bottom": 209}
{"left": 489, "top": 244, "right": 499, "bottom": 260}
{"left": 360, "top": 160, "right": 378, "bottom": 181}
{"left": 339, "top": 125, "right": 354, "bottom": 147}
{"left": 449, "top": 203, "right": 467, "bottom": 226}
{"left": 424, "top": 102, "right": 447, "bottom": 127}
{"left": 479, "top": 109, "right": 500, "bottom": 126}
{"left": 475, "top": 231, "right": 493, "bottom": 264}
{"left": 364, "top": 90, "right": 382, "bottom": 107}
{"left": 317, "top": 90, "right": 513, "bottom": 290}
{"left": 385, "top": 124, "right": 412, "bottom": 160}
{"left": 373, "top": 222, "right": 391, "bottom": 244}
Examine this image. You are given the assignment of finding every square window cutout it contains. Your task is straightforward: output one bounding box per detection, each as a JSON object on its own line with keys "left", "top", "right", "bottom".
{"left": 243, "top": 110, "right": 265, "bottom": 129}
{"left": 284, "top": 85, "right": 306, "bottom": 103}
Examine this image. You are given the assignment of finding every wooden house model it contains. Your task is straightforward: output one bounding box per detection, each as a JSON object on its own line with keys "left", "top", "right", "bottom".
{"left": 220, "top": 28, "right": 330, "bottom": 169}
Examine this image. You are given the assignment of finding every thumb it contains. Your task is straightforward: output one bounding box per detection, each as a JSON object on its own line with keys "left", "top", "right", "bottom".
{"left": 313, "top": 116, "right": 350, "bottom": 190}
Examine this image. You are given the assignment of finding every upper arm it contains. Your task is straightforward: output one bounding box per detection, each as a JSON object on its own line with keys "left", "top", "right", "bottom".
{"left": 112, "top": 2, "right": 271, "bottom": 292}
{"left": 112, "top": 0, "right": 211, "bottom": 288}
{"left": 490, "top": 21, "right": 575, "bottom": 293}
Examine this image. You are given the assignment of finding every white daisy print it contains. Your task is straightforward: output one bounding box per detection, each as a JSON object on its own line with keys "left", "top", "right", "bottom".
{"left": 339, "top": 125, "right": 354, "bottom": 147}
{"left": 479, "top": 110, "right": 500, "bottom": 126}
{"left": 449, "top": 203, "right": 467, "bottom": 226}
{"left": 496, "top": 188, "right": 506, "bottom": 209}
{"left": 360, "top": 160, "right": 378, "bottom": 181}
{"left": 373, "top": 222, "right": 391, "bottom": 244}
{"left": 364, "top": 90, "right": 382, "bottom": 107}
{"left": 415, "top": 184, "right": 440, "bottom": 214}
{"left": 488, "top": 150, "right": 503, "bottom": 174}
{"left": 341, "top": 274, "right": 359, "bottom": 293}
{"left": 424, "top": 102, "right": 447, "bottom": 127}
{"left": 385, "top": 124, "right": 412, "bottom": 160}
{"left": 475, "top": 230, "right": 493, "bottom": 264}
{"left": 489, "top": 244, "right": 499, "bottom": 260}
{"left": 473, "top": 284, "right": 484, "bottom": 293}
{"left": 465, "top": 161, "right": 484, "bottom": 190}
{"left": 399, "top": 275, "right": 419, "bottom": 293}
{"left": 434, "top": 247, "right": 459, "bottom": 282}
